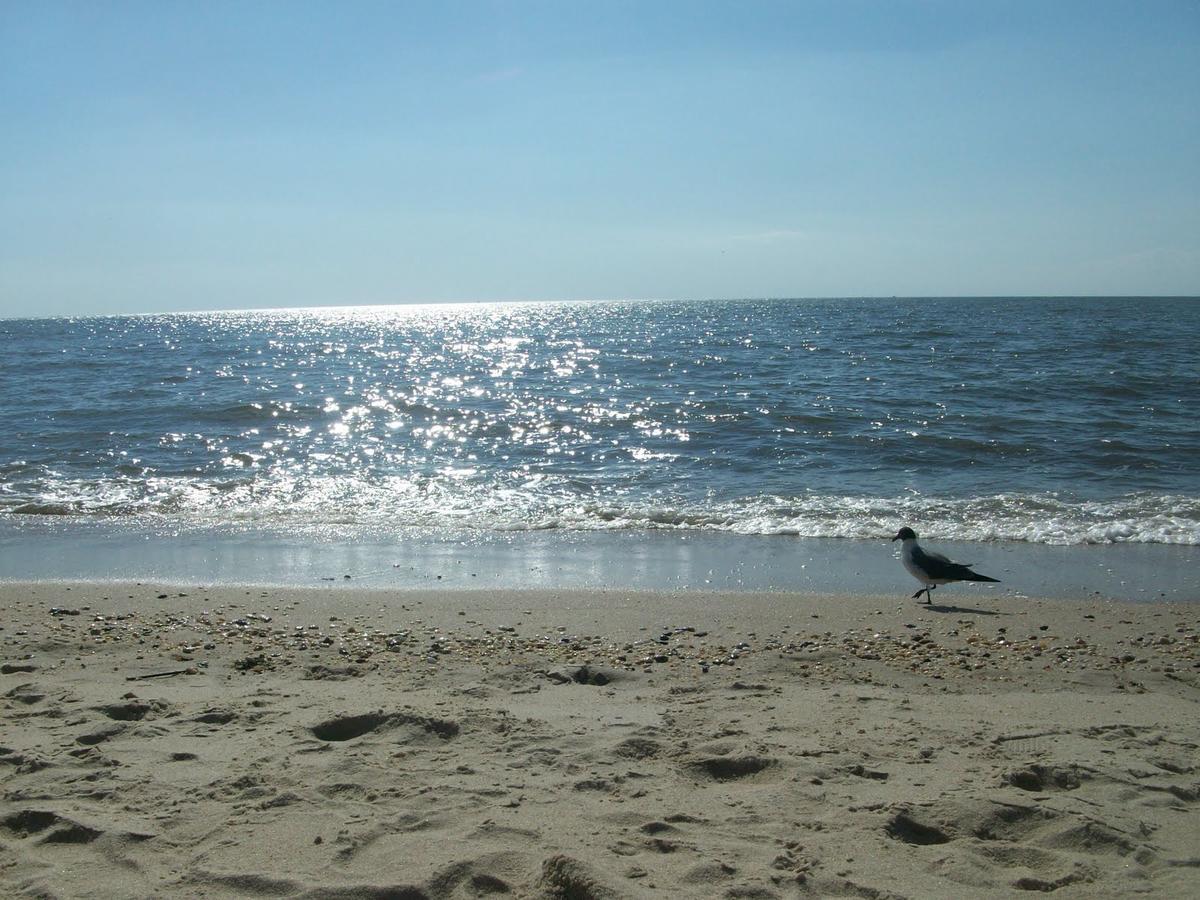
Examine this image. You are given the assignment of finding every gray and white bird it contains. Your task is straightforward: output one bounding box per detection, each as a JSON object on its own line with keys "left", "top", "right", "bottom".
{"left": 891, "top": 526, "right": 999, "bottom": 603}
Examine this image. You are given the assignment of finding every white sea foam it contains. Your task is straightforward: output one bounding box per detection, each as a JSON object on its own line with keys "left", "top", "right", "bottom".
{"left": 3, "top": 474, "right": 1197, "bottom": 545}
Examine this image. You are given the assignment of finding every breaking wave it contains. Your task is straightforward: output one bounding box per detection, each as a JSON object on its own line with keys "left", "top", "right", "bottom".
{"left": 2, "top": 473, "right": 1196, "bottom": 545}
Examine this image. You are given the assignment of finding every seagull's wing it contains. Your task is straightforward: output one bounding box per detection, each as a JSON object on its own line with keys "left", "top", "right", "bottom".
{"left": 911, "top": 545, "right": 975, "bottom": 580}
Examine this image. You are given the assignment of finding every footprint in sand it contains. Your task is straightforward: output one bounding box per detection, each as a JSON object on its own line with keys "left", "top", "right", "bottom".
{"left": 683, "top": 753, "right": 778, "bottom": 782}
{"left": 613, "top": 736, "right": 662, "bottom": 760}
{"left": 95, "top": 699, "right": 173, "bottom": 721}
{"left": 1, "top": 809, "right": 153, "bottom": 846}
{"left": 75, "top": 723, "right": 127, "bottom": 746}
{"left": 1004, "top": 763, "right": 1089, "bottom": 792}
{"left": 885, "top": 796, "right": 1160, "bottom": 893}
{"left": 308, "top": 711, "right": 460, "bottom": 742}
{"left": 5, "top": 683, "right": 45, "bottom": 705}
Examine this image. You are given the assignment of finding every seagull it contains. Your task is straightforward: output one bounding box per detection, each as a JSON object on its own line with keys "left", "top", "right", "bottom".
{"left": 891, "top": 526, "right": 999, "bottom": 603}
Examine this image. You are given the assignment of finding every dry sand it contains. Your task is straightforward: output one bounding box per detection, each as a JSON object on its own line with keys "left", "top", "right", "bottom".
{"left": 1, "top": 581, "right": 1198, "bottom": 898}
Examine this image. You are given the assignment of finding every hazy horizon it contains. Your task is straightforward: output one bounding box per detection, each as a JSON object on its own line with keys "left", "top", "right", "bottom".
{"left": 5, "top": 294, "right": 1200, "bottom": 324}
{"left": 3, "top": 1, "right": 1198, "bottom": 318}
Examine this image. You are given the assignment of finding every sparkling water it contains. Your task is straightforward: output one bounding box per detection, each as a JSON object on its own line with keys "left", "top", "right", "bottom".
{"left": 2, "top": 297, "right": 1197, "bottom": 545}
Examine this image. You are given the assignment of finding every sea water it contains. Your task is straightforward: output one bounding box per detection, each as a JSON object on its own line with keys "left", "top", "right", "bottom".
{"left": 1, "top": 297, "right": 1198, "bottom": 594}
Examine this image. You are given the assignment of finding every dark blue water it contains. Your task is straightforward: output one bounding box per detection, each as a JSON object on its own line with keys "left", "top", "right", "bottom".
{"left": 2, "top": 298, "right": 1198, "bottom": 544}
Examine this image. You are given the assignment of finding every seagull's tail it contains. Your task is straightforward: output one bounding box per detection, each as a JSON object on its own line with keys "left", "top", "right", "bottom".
{"left": 961, "top": 570, "right": 999, "bottom": 583}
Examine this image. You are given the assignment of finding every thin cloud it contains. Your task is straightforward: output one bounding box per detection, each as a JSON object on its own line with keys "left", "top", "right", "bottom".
{"left": 472, "top": 66, "right": 525, "bottom": 84}
{"left": 728, "top": 229, "right": 812, "bottom": 243}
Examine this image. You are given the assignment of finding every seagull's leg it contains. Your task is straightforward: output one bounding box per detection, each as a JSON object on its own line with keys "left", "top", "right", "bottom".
{"left": 911, "top": 588, "right": 926, "bottom": 599}
{"left": 925, "top": 585, "right": 935, "bottom": 604}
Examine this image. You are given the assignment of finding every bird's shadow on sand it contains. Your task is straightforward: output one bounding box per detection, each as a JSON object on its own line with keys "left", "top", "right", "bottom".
{"left": 923, "top": 603, "right": 1006, "bottom": 616}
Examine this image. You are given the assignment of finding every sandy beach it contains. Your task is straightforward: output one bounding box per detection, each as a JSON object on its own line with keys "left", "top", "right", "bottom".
{"left": 2, "top": 582, "right": 1198, "bottom": 898}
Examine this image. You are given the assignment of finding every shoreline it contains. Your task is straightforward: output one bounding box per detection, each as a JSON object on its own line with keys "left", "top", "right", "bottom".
{"left": 2, "top": 519, "right": 1198, "bottom": 601}
{"left": 2, "top": 581, "right": 1198, "bottom": 897}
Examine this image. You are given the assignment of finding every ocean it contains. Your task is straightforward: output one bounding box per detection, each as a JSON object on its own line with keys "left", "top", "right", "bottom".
{"left": 2, "top": 297, "right": 1198, "bottom": 596}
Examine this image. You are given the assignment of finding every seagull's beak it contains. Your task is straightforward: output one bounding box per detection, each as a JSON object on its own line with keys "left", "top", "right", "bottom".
{"left": 890, "top": 532, "right": 901, "bottom": 542}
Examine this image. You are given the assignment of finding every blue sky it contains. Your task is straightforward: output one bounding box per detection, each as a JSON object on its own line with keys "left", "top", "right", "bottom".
{"left": 1, "top": 1, "right": 1197, "bottom": 316}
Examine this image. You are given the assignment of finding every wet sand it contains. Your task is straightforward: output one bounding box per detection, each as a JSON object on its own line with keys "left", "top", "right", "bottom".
{"left": 1, "top": 581, "right": 1198, "bottom": 898}
{"left": 3, "top": 519, "right": 1199, "bottom": 600}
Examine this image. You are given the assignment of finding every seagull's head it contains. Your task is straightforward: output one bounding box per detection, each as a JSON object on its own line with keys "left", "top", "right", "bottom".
{"left": 892, "top": 526, "right": 917, "bottom": 542}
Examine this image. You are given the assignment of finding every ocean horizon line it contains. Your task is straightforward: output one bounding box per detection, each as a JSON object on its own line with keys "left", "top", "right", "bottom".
{"left": 3, "top": 294, "right": 1198, "bottom": 322}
